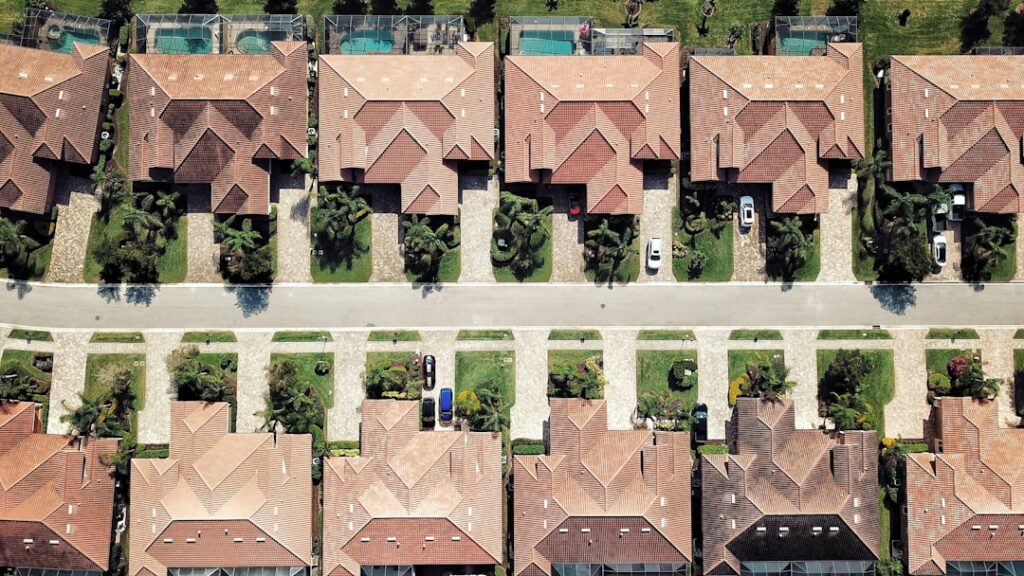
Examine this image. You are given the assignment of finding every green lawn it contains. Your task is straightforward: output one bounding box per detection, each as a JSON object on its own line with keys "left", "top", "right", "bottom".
{"left": 83, "top": 353, "right": 146, "bottom": 434}
{"left": 1016, "top": 329, "right": 1024, "bottom": 339}
{"left": 405, "top": 219, "right": 461, "bottom": 283}
{"left": 879, "top": 489, "right": 893, "bottom": 561}
{"left": 672, "top": 209, "right": 733, "bottom": 282}
{"left": 729, "top": 329, "right": 782, "bottom": 341}
{"left": 0, "top": 215, "right": 55, "bottom": 281}
{"left": 926, "top": 349, "right": 977, "bottom": 377}
{"left": 494, "top": 215, "right": 553, "bottom": 283}
{"left": 189, "top": 352, "right": 238, "bottom": 428}
{"left": 455, "top": 350, "right": 516, "bottom": 422}
{"left": 962, "top": 214, "right": 1017, "bottom": 282}
{"left": 457, "top": 330, "right": 514, "bottom": 341}
{"left": 83, "top": 206, "right": 125, "bottom": 283}
{"left": 637, "top": 330, "right": 696, "bottom": 341}
{"left": 270, "top": 352, "right": 335, "bottom": 409}
{"left": 311, "top": 215, "right": 372, "bottom": 283}
{"left": 548, "top": 349, "right": 602, "bottom": 372}
{"left": 368, "top": 330, "right": 421, "bottom": 342}
{"left": 728, "top": 349, "right": 785, "bottom": 382}
{"left": 181, "top": 331, "right": 236, "bottom": 343}
{"left": 1, "top": 349, "right": 53, "bottom": 426}
{"left": 818, "top": 329, "right": 892, "bottom": 340}
{"left": 272, "top": 331, "right": 332, "bottom": 342}
{"left": 90, "top": 332, "right": 145, "bottom": 344}
{"left": 83, "top": 202, "right": 185, "bottom": 283}
{"left": 7, "top": 329, "right": 52, "bottom": 342}
{"left": 817, "top": 349, "right": 895, "bottom": 435}
{"left": 1013, "top": 349, "right": 1024, "bottom": 418}
{"left": 636, "top": 350, "right": 699, "bottom": 407}
{"left": 549, "top": 329, "right": 601, "bottom": 341}
{"left": 926, "top": 328, "right": 980, "bottom": 340}
{"left": 157, "top": 217, "right": 188, "bottom": 283}
{"left": 766, "top": 219, "right": 820, "bottom": 282}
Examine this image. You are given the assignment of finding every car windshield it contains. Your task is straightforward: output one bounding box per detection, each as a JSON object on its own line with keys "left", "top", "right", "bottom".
{"left": 650, "top": 252, "right": 660, "bottom": 260}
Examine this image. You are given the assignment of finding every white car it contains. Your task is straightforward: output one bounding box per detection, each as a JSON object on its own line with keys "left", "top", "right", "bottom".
{"left": 646, "top": 237, "right": 662, "bottom": 271}
{"left": 932, "top": 235, "right": 948, "bottom": 267}
{"left": 738, "top": 196, "right": 755, "bottom": 229}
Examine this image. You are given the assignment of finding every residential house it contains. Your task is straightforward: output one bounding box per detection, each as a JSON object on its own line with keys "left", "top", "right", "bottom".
{"left": 322, "top": 399, "right": 502, "bottom": 576}
{"left": 889, "top": 54, "right": 1024, "bottom": 212}
{"left": 129, "top": 401, "right": 311, "bottom": 576}
{"left": 503, "top": 36, "right": 680, "bottom": 214}
{"left": 127, "top": 38, "right": 308, "bottom": 215}
{"left": 0, "top": 401, "right": 119, "bottom": 575}
{"left": 689, "top": 43, "right": 864, "bottom": 213}
{"left": 513, "top": 398, "right": 691, "bottom": 576}
{"left": 905, "top": 396, "right": 1024, "bottom": 575}
{"left": 318, "top": 21, "right": 495, "bottom": 215}
{"left": 702, "top": 397, "right": 879, "bottom": 576}
{"left": 0, "top": 40, "right": 110, "bottom": 215}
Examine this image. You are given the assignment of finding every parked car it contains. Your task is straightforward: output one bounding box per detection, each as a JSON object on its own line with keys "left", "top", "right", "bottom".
{"left": 421, "top": 397, "right": 436, "bottom": 429}
{"left": 438, "top": 388, "right": 453, "bottom": 425}
{"left": 949, "top": 188, "right": 967, "bottom": 222}
{"left": 568, "top": 192, "right": 582, "bottom": 217}
{"left": 646, "top": 237, "right": 662, "bottom": 271}
{"left": 423, "top": 355, "right": 435, "bottom": 390}
{"left": 692, "top": 403, "right": 708, "bottom": 444}
{"left": 931, "top": 202, "right": 948, "bottom": 232}
{"left": 738, "top": 195, "right": 755, "bottom": 229}
{"left": 932, "top": 234, "right": 948, "bottom": 267}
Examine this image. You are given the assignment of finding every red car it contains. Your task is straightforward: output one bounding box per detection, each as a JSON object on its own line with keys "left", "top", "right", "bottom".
{"left": 568, "top": 192, "right": 582, "bottom": 217}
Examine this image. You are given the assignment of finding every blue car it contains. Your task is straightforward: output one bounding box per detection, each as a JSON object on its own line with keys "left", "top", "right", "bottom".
{"left": 438, "top": 388, "right": 453, "bottom": 424}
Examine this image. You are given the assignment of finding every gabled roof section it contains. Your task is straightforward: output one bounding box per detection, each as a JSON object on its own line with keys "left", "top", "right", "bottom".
{"left": 129, "top": 402, "right": 311, "bottom": 576}
{"left": 504, "top": 43, "right": 681, "bottom": 215}
{"left": 323, "top": 400, "right": 503, "bottom": 576}
{"left": 701, "top": 398, "right": 879, "bottom": 575}
{"left": 513, "top": 398, "right": 691, "bottom": 576}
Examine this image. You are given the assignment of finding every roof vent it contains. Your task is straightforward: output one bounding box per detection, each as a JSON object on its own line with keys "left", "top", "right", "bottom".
{"left": 971, "top": 525, "right": 982, "bottom": 531}
{"left": 829, "top": 527, "right": 839, "bottom": 535}
{"left": 194, "top": 73, "right": 203, "bottom": 81}
{"left": 425, "top": 536, "right": 435, "bottom": 541}
{"left": 452, "top": 536, "right": 461, "bottom": 541}
{"left": 812, "top": 527, "right": 823, "bottom": 536}
{"left": 990, "top": 525, "right": 999, "bottom": 530}
{"left": 620, "top": 528, "right": 630, "bottom": 535}
{"left": 559, "top": 528, "right": 569, "bottom": 534}
{"left": 48, "top": 540, "right": 59, "bottom": 545}
{"left": 387, "top": 537, "right": 397, "bottom": 542}
{"left": 163, "top": 539, "right": 173, "bottom": 544}
{"left": 23, "top": 539, "right": 33, "bottom": 544}
{"left": 641, "top": 527, "right": 651, "bottom": 533}
{"left": 779, "top": 527, "right": 789, "bottom": 537}
{"left": 233, "top": 538, "right": 243, "bottom": 543}
{"left": 186, "top": 538, "right": 196, "bottom": 544}
{"left": 756, "top": 527, "right": 767, "bottom": 534}
{"left": 360, "top": 538, "right": 370, "bottom": 542}
{"left": 256, "top": 538, "right": 266, "bottom": 543}
{"left": 224, "top": 73, "right": 234, "bottom": 81}
{"left": 581, "top": 528, "right": 591, "bottom": 533}
{"left": 249, "top": 73, "right": 259, "bottom": 81}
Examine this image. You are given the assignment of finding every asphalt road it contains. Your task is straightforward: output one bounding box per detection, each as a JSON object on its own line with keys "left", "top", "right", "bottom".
{"left": 0, "top": 280, "right": 1021, "bottom": 330}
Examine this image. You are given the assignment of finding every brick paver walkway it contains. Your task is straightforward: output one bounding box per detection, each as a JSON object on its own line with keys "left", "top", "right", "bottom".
{"left": 818, "top": 174, "right": 856, "bottom": 282}
{"left": 370, "top": 193, "right": 404, "bottom": 282}
{"left": 459, "top": 175, "right": 497, "bottom": 283}
{"left": 276, "top": 183, "right": 312, "bottom": 283}
{"left": 638, "top": 175, "right": 675, "bottom": 283}
{"left": 550, "top": 193, "right": 586, "bottom": 283}
{"left": 185, "top": 212, "right": 220, "bottom": 283}
{"left": 137, "top": 332, "right": 180, "bottom": 444}
{"left": 46, "top": 193, "right": 98, "bottom": 283}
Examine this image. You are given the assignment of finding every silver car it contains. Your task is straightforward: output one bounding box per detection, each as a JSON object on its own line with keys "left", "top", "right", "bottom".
{"left": 646, "top": 237, "right": 662, "bottom": 271}
{"left": 932, "top": 235, "right": 948, "bottom": 267}
{"left": 739, "top": 196, "right": 755, "bottom": 229}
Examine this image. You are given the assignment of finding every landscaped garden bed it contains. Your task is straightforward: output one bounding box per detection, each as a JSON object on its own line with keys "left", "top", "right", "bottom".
{"left": 262, "top": 353, "right": 334, "bottom": 469}
{"left": 727, "top": 349, "right": 790, "bottom": 405}
{"left": 765, "top": 214, "right": 820, "bottom": 282}
{"left": 73, "top": 353, "right": 146, "bottom": 437}
{"left": 961, "top": 213, "right": 1016, "bottom": 282}
{"left": 548, "top": 350, "right": 604, "bottom": 399}
{"left": 817, "top": 349, "right": 895, "bottom": 434}
{"left": 492, "top": 191, "right": 553, "bottom": 282}
{"left": 584, "top": 216, "right": 640, "bottom": 284}
{"left": 636, "top": 350, "right": 698, "bottom": 430}
{"left": 310, "top": 185, "right": 372, "bottom": 283}
{"left": 215, "top": 212, "right": 277, "bottom": 283}
{"left": 1, "top": 349, "right": 53, "bottom": 424}
{"left": 364, "top": 351, "right": 423, "bottom": 400}
{"left": 403, "top": 215, "right": 460, "bottom": 283}
{"left": 673, "top": 186, "right": 732, "bottom": 281}
{"left": 455, "top": 350, "right": 515, "bottom": 433}
{"left": 167, "top": 346, "right": 238, "bottom": 429}
{"left": 0, "top": 211, "right": 56, "bottom": 280}
{"left": 925, "top": 349, "right": 998, "bottom": 402}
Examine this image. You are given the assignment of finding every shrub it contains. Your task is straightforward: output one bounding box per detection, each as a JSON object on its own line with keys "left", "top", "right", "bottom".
{"left": 697, "top": 443, "right": 729, "bottom": 455}
{"left": 512, "top": 443, "right": 546, "bottom": 455}
{"left": 99, "top": 139, "right": 113, "bottom": 153}
{"left": 728, "top": 374, "right": 748, "bottom": 406}
{"left": 456, "top": 389, "right": 480, "bottom": 418}
{"left": 688, "top": 250, "right": 707, "bottom": 276}
{"left": 670, "top": 358, "right": 698, "bottom": 390}
{"left": 927, "top": 373, "right": 951, "bottom": 395}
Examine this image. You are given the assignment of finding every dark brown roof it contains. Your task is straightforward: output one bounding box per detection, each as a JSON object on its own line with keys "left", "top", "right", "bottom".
{"left": 0, "top": 401, "right": 119, "bottom": 571}
{"left": 0, "top": 43, "right": 110, "bottom": 215}
{"left": 906, "top": 397, "right": 1024, "bottom": 574}
{"left": 127, "top": 41, "right": 308, "bottom": 215}
{"left": 513, "top": 398, "right": 691, "bottom": 576}
{"left": 701, "top": 398, "right": 879, "bottom": 575}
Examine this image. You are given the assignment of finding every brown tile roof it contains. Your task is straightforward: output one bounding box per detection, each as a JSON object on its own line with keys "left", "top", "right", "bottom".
{"left": 129, "top": 402, "right": 311, "bottom": 576}
{"left": 504, "top": 43, "right": 681, "bottom": 215}
{"left": 905, "top": 397, "right": 1024, "bottom": 574}
{"left": 0, "top": 43, "right": 110, "bottom": 215}
{"left": 701, "top": 398, "right": 878, "bottom": 575}
{"left": 0, "top": 401, "right": 119, "bottom": 571}
{"left": 513, "top": 398, "right": 691, "bottom": 576}
{"left": 890, "top": 55, "right": 1024, "bottom": 213}
{"left": 127, "top": 41, "right": 308, "bottom": 215}
{"left": 689, "top": 43, "right": 864, "bottom": 214}
{"left": 323, "top": 400, "right": 503, "bottom": 576}
{"left": 318, "top": 43, "right": 495, "bottom": 215}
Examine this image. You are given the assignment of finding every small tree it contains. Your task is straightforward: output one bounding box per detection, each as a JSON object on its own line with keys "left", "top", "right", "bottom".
{"left": 371, "top": 0, "right": 399, "bottom": 13}
{"left": 455, "top": 390, "right": 480, "bottom": 420}
{"left": 263, "top": 0, "right": 297, "bottom": 13}
{"left": 406, "top": 0, "right": 434, "bottom": 14}
{"left": 179, "top": 0, "right": 218, "bottom": 13}
{"left": 333, "top": 0, "right": 368, "bottom": 13}
{"left": 822, "top": 350, "right": 875, "bottom": 399}
{"left": 99, "top": 0, "right": 133, "bottom": 30}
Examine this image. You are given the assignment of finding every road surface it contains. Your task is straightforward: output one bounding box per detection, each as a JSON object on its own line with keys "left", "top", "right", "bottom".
{"left": 0, "top": 280, "right": 1020, "bottom": 330}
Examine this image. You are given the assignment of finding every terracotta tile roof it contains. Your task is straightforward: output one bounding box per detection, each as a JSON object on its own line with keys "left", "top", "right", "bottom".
{"left": 701, "top": 398, "right": 878, "bottom": 575}
{"left": 513, "top": 398, "right": 691, "bottom": 576}
{"left": 323, "top": 400, "right": 503, "bottom": 576}
{"left": 129, "top": 402, "right": 311, "bottom": 576}
{"left": 318, "top": 43, "right": 495, "bottom": 215}
{"left": 504, "top": 43, "right": 681, "bottom": 215}
{"left": 890, "top": 55, "right": 1024, "bottom": 213}
{"left": 0, "top": 43, "right": 110, "bottom": 215}
{"left": 128, "top": 42, "right": 308, "bottom": 215}
{"left": 0, "top": 401, "right": 118, "bottom": 571}
{"left": 690, "top": 43, "right": 864, "bottom": 214}
{"left": 905, "top": 397, "right": 1024, "bottom": 574}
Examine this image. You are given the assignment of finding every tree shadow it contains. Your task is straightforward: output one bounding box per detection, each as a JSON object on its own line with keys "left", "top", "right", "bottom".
{"left": 97, "top": 284, "right": 122, "bottom": 303}
{"left": 870, "top": 284, "right": 917, "bottom": 315}
{"left": 227, "top": 285, "right": 272, "bottom": 317}
{"left": 5, "top": 280, "right": 31, "bottom": 300}
{"left": 126, "top": 285, "right": 157, "bottom": 306}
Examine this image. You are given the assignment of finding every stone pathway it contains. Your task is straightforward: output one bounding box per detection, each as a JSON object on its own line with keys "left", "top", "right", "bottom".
{"left": 276, "top": 183, "right": 312, "bottom": 283}
{"left": 46, "top": 193, "right": 98, "bottom": 283}
{"left": 235, "top": 332, "right": 273, "bottom": 433}
{"left": 818, "top": 173, "right": 857, "bottom": 282}
{"left": 637, "top": 174, "right": 675, "bottom": 283}
{"left": 328, "top": 331, "right": 368, "bottom": 441}
{"left": 782, "top": 330, "right": 824, "bottom": 429}
{"left": 602, "top": 329, "right": 638, "bottom": 429}
{"left": 370, "top": 193, "right": 405, "bottom": 282}
{"left": 510, "top": 330, "right": 549, "bottom": 440}
{"left": 694, "top": 328, "right": 730, "bottom": 440}
{"left": 550, "top": 193, "right": 586, "bottom": 283}
{"left": 458, "top": 175, "right": 497, "bottom": 283}
{"left": 46, "top": 332, "right": 91, "bottom": 434}
{"left": 185, "top": 211, "right": 220, "bottom": 283}
{"left": 885, "top": 330, "right": 930, "bottom": 439}
{"left": 978, "top": 328, "right": 1019, "bottom": 427}
{"left": 137, "top": 333, "right": 180, "bottom": 444}
{"left": 732, "top": 191, "right": 766, "bottom": 282}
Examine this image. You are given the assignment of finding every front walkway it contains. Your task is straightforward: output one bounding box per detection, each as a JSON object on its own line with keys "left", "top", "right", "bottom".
{"left": 137, "top": 332, "right": 180, "bottom": 444}
{"left": 458, "top": 175, "right": 497, "bottom": 283}
{"left": 276, "top": 180, "right": 312, "bottom": 283}
{"left": 818, "top": 172, "right": 857, "bottom": 282}
{"left": 369, "top": 193, "right": 405, "bottom": 282}
{"left": 46, "top": 193, "right": 98, "bottom": 283}
{"left": 637, "top": 174, "right": 675, "bottom": 283}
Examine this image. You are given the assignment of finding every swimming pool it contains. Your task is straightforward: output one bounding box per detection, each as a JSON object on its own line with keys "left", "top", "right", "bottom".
{"left": 778, "top": 31, "right": 831, "bottom": 55}
{"left": 519, "top": 29, "right": 575, "bottom": 55}
{"left": 235, "top": 29, "right": 289, "bottom": 54}
{"left": 48, "top": 27, "right": 101, "bottom": 54}
{"left": 339, "top": 29, "right": 393, "bottom": 55}
{"left": 154, "top": 26, "right": 213, "bottom": 54}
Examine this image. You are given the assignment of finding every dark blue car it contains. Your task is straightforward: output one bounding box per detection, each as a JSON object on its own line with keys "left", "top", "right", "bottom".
{"left": 438, "top": 388, "right": 453, "bottom": 424}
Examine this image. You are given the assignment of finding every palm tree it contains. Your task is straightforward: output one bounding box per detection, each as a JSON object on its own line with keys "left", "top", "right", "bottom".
{"left": 879, "top": 184, "right": 930, "bottom": 220}
{"left": 746, "top": 352, "right": 795, "bottom": 400}
{"left": 585, "top": 218, "right": 628, "bottom": 280}
{"left": 402, "top": 215, "right": 450, "bottom": 275}
{"left": 767, "top": 216, "right": 811, "bottom": 277}
{"left": 215, "top": 217, "right": 262, "bottom": 254}
{"left": 0, "top": 217, "right": 41, "bottom": 272}
{"left": 122, "top": 206, "right": 162, "bottom": 241}
{"left": 854, "top": 140, "right": 891, "bottom": 184}
{"left": 313, "top": 186, "right": 370, "bottom": 248}
{"left": 964, "top": 217, "right": 1014, "bottom": 279}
